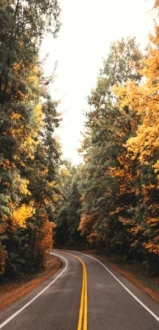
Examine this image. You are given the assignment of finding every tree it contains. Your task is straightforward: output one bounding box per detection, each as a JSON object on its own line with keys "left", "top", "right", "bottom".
{"left": 113, "top": 8, "right": 159, "bottom": 273}
{"left": 78, "top": 38, "right": 142, "bottom": 254}
{"left": 0, "top": 0, "right": 61, "bottom": 277}
{"left": 54, "top": 164, "right": 84, "bottom": 247}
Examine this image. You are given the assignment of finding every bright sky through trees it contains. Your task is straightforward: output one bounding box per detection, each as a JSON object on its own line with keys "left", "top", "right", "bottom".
{"left": 41, "top": 0, "right": 155, "bottom": 164}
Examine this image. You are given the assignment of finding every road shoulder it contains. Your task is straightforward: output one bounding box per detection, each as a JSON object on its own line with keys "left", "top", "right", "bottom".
{"left": 87, "top": 253, "right": 159, "bottom": 304}
{"left": 0, "top": 254, "right": 62, "bottom": 311}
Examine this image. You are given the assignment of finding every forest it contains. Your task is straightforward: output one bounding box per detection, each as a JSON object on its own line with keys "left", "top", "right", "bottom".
{"left": 55, "top": 1, "right": 159, "bottom": 276}
{"left": 0, "top": 0, "right": 159, "bottom": 282}
{"left": 0, "top": 0, "right": 61, "bottom": 278}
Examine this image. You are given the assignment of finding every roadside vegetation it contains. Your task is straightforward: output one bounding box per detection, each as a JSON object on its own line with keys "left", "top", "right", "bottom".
{"left": 55, "top": 1, "right": 159, "bottom": 280}
{"left": 0, "top": 0, "right": 61, "bottom": 280}
{"left": 1, "top": 0, "right": 159, "bottom": 306}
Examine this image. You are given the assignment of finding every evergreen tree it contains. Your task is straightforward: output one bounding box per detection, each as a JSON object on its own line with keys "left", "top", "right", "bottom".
{"left": 0, "top": 0, "right": 61, "bottom": 277}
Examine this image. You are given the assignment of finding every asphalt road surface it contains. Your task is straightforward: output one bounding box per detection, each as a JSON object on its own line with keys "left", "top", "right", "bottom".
{"left": 0, "top": 250, "right": 159, "bottom": 330}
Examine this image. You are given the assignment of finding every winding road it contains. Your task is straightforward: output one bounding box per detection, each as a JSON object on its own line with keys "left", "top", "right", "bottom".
{"left": 0, "top": 250, "right": 159, "bottom": 330}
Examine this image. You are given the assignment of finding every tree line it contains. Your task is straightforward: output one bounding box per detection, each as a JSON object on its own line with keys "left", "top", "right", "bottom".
{"left": 0, "top": 0, "right": 61, "bottom": 278}
{"left": 1, "top": 0, "right": 159, "bottom": 281}
{"left": 55, "top": 2, "right": 159, "bottom": 276}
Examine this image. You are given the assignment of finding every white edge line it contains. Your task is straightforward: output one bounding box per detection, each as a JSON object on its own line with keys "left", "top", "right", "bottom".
{"left": 84, "top": 254, "right": 159, "bottom": 323}
{"left": 0, "top": 253, "right": 68, "bottom": 329}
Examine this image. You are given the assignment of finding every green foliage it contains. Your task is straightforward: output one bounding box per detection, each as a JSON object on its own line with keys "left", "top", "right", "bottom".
{"left": 54, "top": 164, "right": 85, "bottom": 247}
{"left": 78, "top": 37, "right": 142, "bottom": 247}
{"left": 0, "top": 0, "right": 61, "bottom": 279}
{"left": 77, "top": 30, "right": 159, "bottom": 275}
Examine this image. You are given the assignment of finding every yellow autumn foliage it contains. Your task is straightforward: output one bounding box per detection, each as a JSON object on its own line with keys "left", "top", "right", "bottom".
{"left": 112, "top": 20, "right": 159, "bottom": 169}
{"left": 34, "top": 104, "right": 43, "bottom": 128}
{"left": 11, "top": 202, "right": 35, "bottom": 227}
{"left": 13, "top": 173, "right": 31, "bottom": 195}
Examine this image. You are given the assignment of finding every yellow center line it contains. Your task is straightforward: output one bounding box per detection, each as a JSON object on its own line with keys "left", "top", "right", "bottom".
{"left": 83, "top": 267, "right": 87, "bottom": 330}
{"left": 62, "top": 252, "right": 88, "bottom": 330}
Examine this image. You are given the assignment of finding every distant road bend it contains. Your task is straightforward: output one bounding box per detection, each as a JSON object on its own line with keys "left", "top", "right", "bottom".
{"left": 0, "top": 250, "right": 159, "bottom": 330}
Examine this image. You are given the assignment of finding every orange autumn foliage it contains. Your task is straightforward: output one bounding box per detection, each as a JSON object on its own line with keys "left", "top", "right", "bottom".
{"left": 34, "top": 219, "right": 55, "bottom": 269}
{"left": 78, "top": 213, "right": 97, "bottom": 236}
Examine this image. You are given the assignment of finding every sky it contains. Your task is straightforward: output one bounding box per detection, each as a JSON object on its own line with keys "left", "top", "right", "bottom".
{"left": 40, "top": 0, "right": 155, "bottom": 165}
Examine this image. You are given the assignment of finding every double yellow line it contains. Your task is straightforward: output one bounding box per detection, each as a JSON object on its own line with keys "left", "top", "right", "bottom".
{"left": 63, "top": 252, "right": 88, "bottom": 330}
{"left": 76, "top": 255, "right": 87, "bottom": 330}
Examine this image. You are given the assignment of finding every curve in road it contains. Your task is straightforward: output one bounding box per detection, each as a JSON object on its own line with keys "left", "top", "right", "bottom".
{"left": 0, "top": 250, "right": 159, "bottom": 330}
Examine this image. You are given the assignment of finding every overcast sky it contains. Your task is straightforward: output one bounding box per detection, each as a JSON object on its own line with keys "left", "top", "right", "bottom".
{"left": 40, "top": 0, "right": 155, "bottom": 164}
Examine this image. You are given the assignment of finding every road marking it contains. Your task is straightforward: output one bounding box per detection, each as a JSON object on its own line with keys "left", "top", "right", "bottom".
{"left": 0, "top": 253, "right": 68, "bottom": 329}
{"left": 77, "top": 267, "right": 84, "bottom": 330}
{"left": 63, "top": 252, "right": 88, "bottom": 330}
{"left": 85, "top": 254, "right": 159, "bottom": 323}
{"left": 83, "top": 265, "right": 88, "bottom": 330}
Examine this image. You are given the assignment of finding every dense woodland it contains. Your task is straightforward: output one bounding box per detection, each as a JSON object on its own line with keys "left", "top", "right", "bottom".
{"left": 55, "top": 1, "right": 159, "bottom": 276}
{"left": 1, "top": 0, "right": 159, "bottom": 281}
{"left": 0, "top": 0, "right": 61, "bottom": 278}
